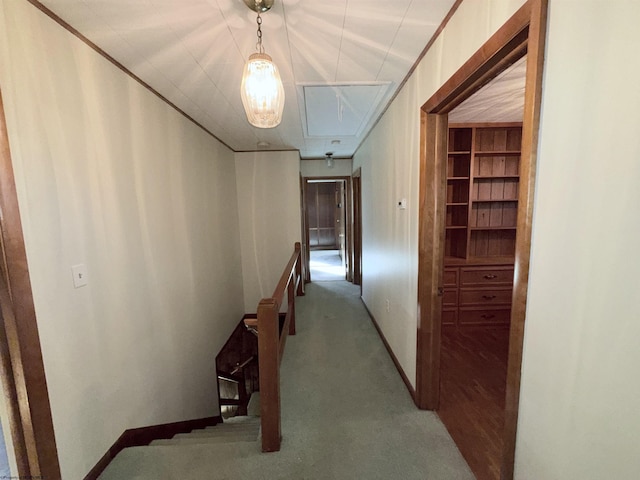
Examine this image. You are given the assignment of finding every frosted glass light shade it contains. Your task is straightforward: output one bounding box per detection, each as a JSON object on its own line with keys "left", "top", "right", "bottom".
{"left": 240, "top": 52, "right": 285, "bottom": 128}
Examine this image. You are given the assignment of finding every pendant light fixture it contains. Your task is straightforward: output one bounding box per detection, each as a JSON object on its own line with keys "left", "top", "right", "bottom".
{"left": 240, "top": 0, "right": 285, "bottom": 128}
{"left": 326, "top": 152, "right": 334, "bottom": 169}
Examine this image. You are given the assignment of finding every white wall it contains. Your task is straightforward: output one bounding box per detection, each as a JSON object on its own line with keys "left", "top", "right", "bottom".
{"left": 0, "top": 2, "right": 245, "bottom": 479}
{"left": 235, "top": 151, "right": 302, "bottom": 312}
{"left": 300, "top": 158, "right": 353, "bottom": 177}
{"left": 515, "top": 2, "right": 640, "bottom": 479}
{"left": 353, "top": 0, "right": 526, "bottom": 388}
{"left": 354, "top": 0, "right": 640, "bottom": 478}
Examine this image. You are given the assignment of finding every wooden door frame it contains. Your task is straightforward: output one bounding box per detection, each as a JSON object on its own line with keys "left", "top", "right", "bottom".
{"left": 0, "top": 91, "right": 61, "bottom": 477}
{"left": 302, "top": 176, "right": 353, "bottom": 283}
{"left": 415, "top": 1, "right": 547, "bottom": 479}
{"left": 351, "top": 168, "right": 362, "bottom": 292}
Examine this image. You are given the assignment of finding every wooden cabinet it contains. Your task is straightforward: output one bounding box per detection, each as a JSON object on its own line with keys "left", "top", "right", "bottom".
{"left": 444, "top": 265, "right": 514, "bottom": 327}
{"left": 445, "top": 123, "right": 521, "bottom": 263}
{"left": 306, "top": 182, "right": 339, "bottom": 249}
{"left": 443, "top": 123, "right": 521, "bottom": 328}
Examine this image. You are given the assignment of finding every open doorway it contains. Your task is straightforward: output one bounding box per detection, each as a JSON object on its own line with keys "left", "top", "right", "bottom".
{"left": 436, "top": 57, "right": 527, "bottom": 480}
{"left": 415, "top": 1, "right": 547, "bottom": 480}
{"left": 303, "top": 177, "right": 352, "bottom": 282}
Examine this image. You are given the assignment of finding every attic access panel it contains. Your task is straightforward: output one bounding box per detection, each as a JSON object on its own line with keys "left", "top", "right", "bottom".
{"left": 302, "top": 83, "right": 390, "bottom": 137}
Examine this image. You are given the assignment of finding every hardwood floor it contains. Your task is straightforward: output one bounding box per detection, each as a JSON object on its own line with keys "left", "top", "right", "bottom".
{"left": 437, "top": 326, "right": 510, "bottom": 480}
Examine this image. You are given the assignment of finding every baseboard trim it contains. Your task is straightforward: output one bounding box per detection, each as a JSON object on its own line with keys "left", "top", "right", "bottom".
{"left": 360, "top": 300, "right": 417, "bottom": 403}
{"left": 83, "top": 415, "right": 222, "bottom": 480}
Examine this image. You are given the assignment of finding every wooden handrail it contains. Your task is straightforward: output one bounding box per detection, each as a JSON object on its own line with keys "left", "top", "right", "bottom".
{"left": 257, "top": 242, "right": 304, "bottom": 452}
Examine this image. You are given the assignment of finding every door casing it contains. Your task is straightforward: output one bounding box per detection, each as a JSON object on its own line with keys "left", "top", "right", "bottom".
{"left": 301, "top": 176, "right": 353, "bottom": 283}
{"left": 0, "top": 89, "right": 61, "bottom": 478}
{"left": 415, "top": 1, "right": 548, "bottom": 479}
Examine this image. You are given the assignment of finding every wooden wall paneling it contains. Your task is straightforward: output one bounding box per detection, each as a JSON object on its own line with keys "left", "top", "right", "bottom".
{"left": 305, "top": 183, "right": 318, "bottom": 248}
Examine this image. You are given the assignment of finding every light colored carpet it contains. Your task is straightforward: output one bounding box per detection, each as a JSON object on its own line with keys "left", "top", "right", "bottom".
{"left": 99, "top": 282, "right": 473, "bottom": 480}
{"left": 310, "top": 250, "right": 344, "bottom": 282}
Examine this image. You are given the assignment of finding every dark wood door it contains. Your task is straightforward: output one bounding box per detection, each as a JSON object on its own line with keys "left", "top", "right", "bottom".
{"left": 306, "top": 182, "right": 339, "bottom": 249}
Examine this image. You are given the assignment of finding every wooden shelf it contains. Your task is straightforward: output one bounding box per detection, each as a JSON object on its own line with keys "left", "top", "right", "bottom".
{"left": 446, "top": 255, "right": 514, "bottom": 266}
{"left": 475, "top": 150, "right": 521, "bottom": 155}
{"left": 470, "top": 226, "right": 516, "bottom": 231}
{"left": 474, "top": 175, "right": 519, "bottom": 179}
{"left": 472, "top": 198, "right": 518, "bottom": 202}
{"left": 445, "top": 124, "right": 522, "bottom": 265}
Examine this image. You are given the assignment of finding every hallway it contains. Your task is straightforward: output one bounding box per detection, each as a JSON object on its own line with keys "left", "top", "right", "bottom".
{"left": 309, "top": 249, "right": 345, "bottom": 281}
{"left": 100, "top": 282, "right": 473, "bottom": 479}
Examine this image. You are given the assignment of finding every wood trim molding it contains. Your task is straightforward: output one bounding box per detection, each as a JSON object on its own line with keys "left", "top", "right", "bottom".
{"left": 0, "top": 90, "right": 61, "bottom": 478}
{"left": 422, "top": 2, "right": 531, "bottom": 113}
{"left": 502, "top": 1, "right": 548, "bottom": 477}
{"left": 415, "top": 1, "right": 548, "bottom": 479}
{"left": 416, "top": 111, "right": 448, "bottom": 410}
{"left": 302, "top": 176, "right": 353, "bottom": 284}
{"left": 83, "top": 416, "right": 222, "bottom": 480}
{"left": 361, "top": 300, "right": 416, "bottom": 402}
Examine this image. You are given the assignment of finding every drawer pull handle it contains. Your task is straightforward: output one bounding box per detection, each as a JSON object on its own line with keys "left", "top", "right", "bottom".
{"left": 480, "top": 314, "right": 495, "bottom": 319}
{"left": 482, "top": 295, "right": 497, "bottom": 300}
{"left": 483, "top": 274, "right": 498, "bottom": 280}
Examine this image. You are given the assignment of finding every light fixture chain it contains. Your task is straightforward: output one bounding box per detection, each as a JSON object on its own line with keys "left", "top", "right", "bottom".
{"left": 256, "top": 13, "right": 264, "bottom": 54}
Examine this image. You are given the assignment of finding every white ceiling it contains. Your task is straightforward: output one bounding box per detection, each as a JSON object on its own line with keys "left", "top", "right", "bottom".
{"left": 449, "top": 55, "right": 526, "bottom": 124}
{"left": 35, "top": 0, "right": 458, "bottom": 158}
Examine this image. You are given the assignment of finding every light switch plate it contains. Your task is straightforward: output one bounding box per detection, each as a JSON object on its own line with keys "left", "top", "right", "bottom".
{"left": 71, "top": 264, "right": 88, "bottom": 288}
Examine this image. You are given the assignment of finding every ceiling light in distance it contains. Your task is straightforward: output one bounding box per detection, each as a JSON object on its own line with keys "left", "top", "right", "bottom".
{"left": 326, "top": 152, "right": 334, "bottom": 169}
{"left": 240, "top": 0, "right": 285, "bottom": 129}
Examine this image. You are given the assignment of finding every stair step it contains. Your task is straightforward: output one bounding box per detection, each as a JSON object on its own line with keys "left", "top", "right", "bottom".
{"left": 179, "top": 429, "right": 258, "bottom": 439}
{"left": 150, "top": 435, "right": 257, "bottom": 446}
{"left": 203, "top": 425, "right": 258, "bottom": 433}
{"left": 217, "top": 416, "right": 260, "bottom": 426}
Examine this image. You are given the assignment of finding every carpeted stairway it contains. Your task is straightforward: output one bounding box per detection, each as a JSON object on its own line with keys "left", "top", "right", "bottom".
{"left": 98, "top": 282, "right": 474, "bottom": 480}
{"left": 149, "top": 416, "right": 260, "bottom": 447}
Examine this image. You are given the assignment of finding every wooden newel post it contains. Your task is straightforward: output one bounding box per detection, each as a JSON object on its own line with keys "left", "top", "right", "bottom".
{"left": 257, "top": 298, "right": 281, "bottom": 452}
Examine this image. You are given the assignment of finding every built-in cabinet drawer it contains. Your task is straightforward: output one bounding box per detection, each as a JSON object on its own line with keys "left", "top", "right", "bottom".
{"left": 443, "top": 264, "right": 514, "bottom": 328}
{"left": 459, "top": 288, "right": 512, "bottom": 306}
{"left": 458, "top": 307, "right": 511, "bottom": 325}
{"left": 460, "top": 266, "right": 514, "bottom": 287}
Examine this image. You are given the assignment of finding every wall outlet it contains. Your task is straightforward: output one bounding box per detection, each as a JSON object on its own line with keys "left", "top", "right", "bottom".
{"left": 385, "top": 298, "right": 390, "bottom": 312}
